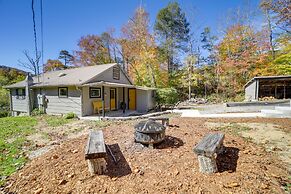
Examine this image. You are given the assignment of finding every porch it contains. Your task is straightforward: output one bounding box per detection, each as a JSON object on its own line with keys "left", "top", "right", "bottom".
{"left": 80, "top": 109, "right": 171, "bottom": 121}
{"left": 81, "top": 81, "right": 155, "bottom": 117}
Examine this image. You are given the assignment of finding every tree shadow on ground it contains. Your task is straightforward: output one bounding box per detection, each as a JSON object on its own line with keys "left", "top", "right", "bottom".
{"left": 216, "top": 147, "right": 239, "bottom": 173}
{"left": 105, "top": 143, "right": 132, "bottom": 177}
{"left": 155, "top": 135, "right": 184, "bottom": 149}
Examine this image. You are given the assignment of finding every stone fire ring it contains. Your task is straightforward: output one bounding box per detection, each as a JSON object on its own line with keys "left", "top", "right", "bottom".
{"left": 134, "top": 120, "right": 166, "bottom": 145}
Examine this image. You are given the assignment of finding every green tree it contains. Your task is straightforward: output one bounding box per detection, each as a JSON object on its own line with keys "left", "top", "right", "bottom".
{"left": 58, "top": 50, "right": 74, "bottom": 66}
{"left": 154, "top": 2, "right": 190, "bottom": 74}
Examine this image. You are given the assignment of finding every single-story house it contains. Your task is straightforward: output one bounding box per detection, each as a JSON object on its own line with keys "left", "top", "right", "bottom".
{"left": 4, "top": 63, "right": 156, "bottom": 117}
{"left": 244, "top": 75, "right": 291, "bottom": 101}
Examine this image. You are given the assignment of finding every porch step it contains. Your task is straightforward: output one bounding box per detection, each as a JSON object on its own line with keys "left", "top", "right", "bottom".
{"left": 261, "top": 109, "right": 284, "bottom": 118}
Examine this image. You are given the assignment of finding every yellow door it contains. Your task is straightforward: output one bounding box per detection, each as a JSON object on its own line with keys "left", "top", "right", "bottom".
{"left": 110, "top": 89, "right": 116, "bottom": 110}
{"left": 128, "top": 89, "right": 136, "bottom": 110}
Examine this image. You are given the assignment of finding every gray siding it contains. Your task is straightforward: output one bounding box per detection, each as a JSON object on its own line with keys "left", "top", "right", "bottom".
{"left": 11, "top": 88, "right": 28, "bottom": 112}
{"left": 44, "top": 86, "right": 82, "bottom": 116}
{"left": 87, "top": 65, "right": 131, "bottom": 85}
{"left": 136, "top": 89, "right": 155, "bottom": 113}
{"left": 245, "top": 80, "right": 258, "bottom": 101}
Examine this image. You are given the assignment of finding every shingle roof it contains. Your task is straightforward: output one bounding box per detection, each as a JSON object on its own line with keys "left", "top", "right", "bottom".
{"left": 4, "top": 63, "right": 118, "bottom": 88}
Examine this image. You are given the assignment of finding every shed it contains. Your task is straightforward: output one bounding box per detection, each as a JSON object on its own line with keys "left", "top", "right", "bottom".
{"left": 244, "top": 75, "right": 291, "bottom": 101}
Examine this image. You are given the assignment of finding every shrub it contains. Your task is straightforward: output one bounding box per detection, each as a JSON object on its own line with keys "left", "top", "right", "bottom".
{"left": 156, "top": 88, "right": 179, "bottom": 105}
{"left": 31, "top": 108, "right": 45, "bottom": 116}
{"left": 64, "top": 112, "right": 77, "bottom": 119}
{"left": 0, "top": 111, "right": 9, "bottom": 118}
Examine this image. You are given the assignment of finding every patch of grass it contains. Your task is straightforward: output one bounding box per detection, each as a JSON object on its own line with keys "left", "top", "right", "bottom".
{"left": 0, "top": 116, "right": 37, "bottom": 186}
{"left": 284, "top": 176, "right": 291, "bottom": 192}
{"left": 214, "top": 123, "right": 251, "bottom": 136}
{"left": 95, "top": 120, "right": 112, "bottom": 128}
{"left": 45, "top": 115, "right": 71, "bottom": 127}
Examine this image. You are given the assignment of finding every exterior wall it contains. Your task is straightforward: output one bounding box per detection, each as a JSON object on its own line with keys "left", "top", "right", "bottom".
{"left": 245, "top": 80, "right": 258, "bottom": 101}
{"left": 136, "top": 89, "right": 155, "bottom": 113}
{"left": 44, "top": 86, "right": 82, "bottom": 116}
{"left": 87, "top": 65, "right": 131, "bottom": 85}
{"left": 11, "top": 88, "right": 28, "bottom": 112}
{"left": 82, "top": 86, "right": 129, "bottom": 116}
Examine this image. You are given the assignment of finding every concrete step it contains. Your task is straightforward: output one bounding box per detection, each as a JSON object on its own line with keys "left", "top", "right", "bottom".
{"left": 275, "top": 106, "right": 291, "bottom": 115}
{"left": 261, "top": 109, "right": 285, "bottom": 118}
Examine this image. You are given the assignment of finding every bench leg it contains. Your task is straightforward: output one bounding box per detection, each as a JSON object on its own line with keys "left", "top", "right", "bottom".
{"left": 87, "top": 158, "right": 106, "bottom": 175}
{"left": 197, "top": 155, "right": 217, "bottom": 174}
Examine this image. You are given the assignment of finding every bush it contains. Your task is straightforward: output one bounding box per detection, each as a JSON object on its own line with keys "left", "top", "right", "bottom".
{"left": 64, "top": 112, "right": 77, "bottom": 119}
{"left": 156, "top": 88, "right": 179, "bottom": 105}
{"left": 0, "top": 111, "right": 9, "bottom": 118}
{"left": 31, "top": 108, "right": 45, "bottom": 116}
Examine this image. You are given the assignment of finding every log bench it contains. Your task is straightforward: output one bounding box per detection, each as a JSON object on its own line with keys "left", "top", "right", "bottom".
{"left": 85, "top": 131, "right": 107, "bottom": 175}
{"left": 148, "top": 117, "right": 169, "bottom": 127}
{"left": 193, "top": 133, "right": 225, "bottom": 174}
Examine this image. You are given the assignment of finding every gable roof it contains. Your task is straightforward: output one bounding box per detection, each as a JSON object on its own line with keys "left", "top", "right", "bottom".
{"left": 4, "top": 63, "right": 131, "bottom": 88}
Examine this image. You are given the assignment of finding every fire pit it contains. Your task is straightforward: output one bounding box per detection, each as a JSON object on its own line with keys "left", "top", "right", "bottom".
{"left": 134, "top": 120, "right": 166, "bottom": 148}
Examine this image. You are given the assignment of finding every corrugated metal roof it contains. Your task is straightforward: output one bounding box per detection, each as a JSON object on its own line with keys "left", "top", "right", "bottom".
{"left": 4, "top": 63, "right": 118, "bottom": 88}
{"left": 244, "top": 75, "right": 291, "bottom": 88}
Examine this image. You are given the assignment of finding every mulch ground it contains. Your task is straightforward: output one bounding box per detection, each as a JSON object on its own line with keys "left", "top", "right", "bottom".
{"left": 3, "top": 117, "right": 291, "bottom": 194}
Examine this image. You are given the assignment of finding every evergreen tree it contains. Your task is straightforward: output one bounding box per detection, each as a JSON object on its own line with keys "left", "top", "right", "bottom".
{"left": 154, "top": 2, "right": 190, "bottom": 73}
{"left": 58, "top": 50, "right": 74, "bottom": 66}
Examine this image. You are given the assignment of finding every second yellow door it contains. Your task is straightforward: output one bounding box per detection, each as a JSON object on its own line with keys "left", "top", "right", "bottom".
{"left": 110, "top": 88, "right": 116, "bottom": 110}
{"left": 128, "top": 89, "right": 136, "bottom": 110}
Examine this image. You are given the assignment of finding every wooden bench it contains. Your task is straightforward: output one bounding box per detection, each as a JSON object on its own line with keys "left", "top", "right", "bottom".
{"left": 148, "top": 117, "right": 169, "bottom": 127}
{"left": 85, "top": 131, "right": 107, "bottom": 175}
{"left": 193, "top": 133, "right": 225, "bottom": 174}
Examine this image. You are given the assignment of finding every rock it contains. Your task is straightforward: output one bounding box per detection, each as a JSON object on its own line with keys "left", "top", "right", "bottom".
{"left": 174, "top": 170, "right": 179, "bottom": 176}
{"left": 139, "top": 170, "right": 144, "bottom": 176}
{"left": 59, "top": 179, "right": 68, "bottom": 185}
{"left": 68, "top": 173, "right": 75, "bottom": 178}
{"left": 261, "top": 183, "right": 269, "bottom": 189}
{"left": 134, "top": 169, "right": 140, "bottom": 173}
{"left": 51, "top": 155, "right": 58, "bottom": 159}
{"left": 72, "top": 149, "right": 78, "bottom": 154}
{"left": 111, "top": 177, "right": 118, "bottom": 181}
{"left": 224, "top": 182, "right": 239, "bottom": 188}
{"left": 34, "top": 188, "right": 43, "bottom": 194}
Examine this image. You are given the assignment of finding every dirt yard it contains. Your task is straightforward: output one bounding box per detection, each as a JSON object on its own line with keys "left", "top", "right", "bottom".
{"left": 3, "top": 116, "right": 291, "bottom": 194}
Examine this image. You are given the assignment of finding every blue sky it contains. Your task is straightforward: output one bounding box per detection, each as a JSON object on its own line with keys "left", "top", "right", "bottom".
{"left": 0, "top": 0, "right": 262, "bottom": 71}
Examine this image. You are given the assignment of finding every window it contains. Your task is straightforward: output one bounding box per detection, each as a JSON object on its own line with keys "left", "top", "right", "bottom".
{"left": 58, "top": 87, "right": 68, "bottom": 98}
{"left": 89, "top": 87, "right": 101, "bottom": 98}
{"left": 16, "top": 88, "right": 26, "bottom": 99}
{"left": 113, "top": 66, "right": 120, "bottom": 80}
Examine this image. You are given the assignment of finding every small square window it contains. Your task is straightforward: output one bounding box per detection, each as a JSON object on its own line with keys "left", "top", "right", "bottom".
{"left": 90, "top": 87, "right": 101, "bottom": 98}
{"left": 58, "top": 87, "right": 68, "bottom": 98}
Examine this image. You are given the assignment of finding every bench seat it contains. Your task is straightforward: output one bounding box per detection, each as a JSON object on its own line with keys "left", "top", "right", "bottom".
{"left": 193, "top": 133, "right": 225, "bottom": 174}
